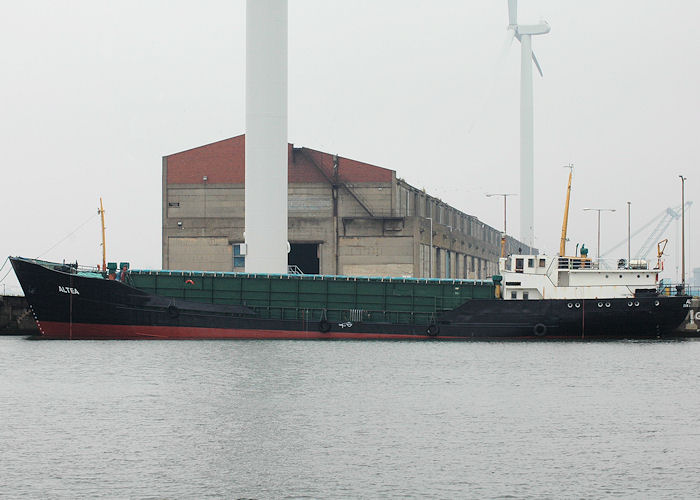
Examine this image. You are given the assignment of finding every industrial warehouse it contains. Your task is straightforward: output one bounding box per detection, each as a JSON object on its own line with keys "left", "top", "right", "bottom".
{"left": 162, "top": 134, "right": 534, "bottom": 279}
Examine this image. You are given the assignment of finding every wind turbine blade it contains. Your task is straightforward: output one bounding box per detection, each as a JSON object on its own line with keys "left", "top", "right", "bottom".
{"left": 492, "top": 29, "right": 516, "bottom": 76}
{"left": 532, "top": 51, "right": 544, "bottom": 77}
{"left": 508, "top": 0, "right": 517, "bottom": 26}
{"left": 504, "top": 28, "right": 515, "bottom": 48}
{"left": 467, "top": 28, "right": 516, "bottom": 135}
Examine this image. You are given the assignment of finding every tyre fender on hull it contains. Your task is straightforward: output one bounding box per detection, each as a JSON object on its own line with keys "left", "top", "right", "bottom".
{"left": 318, "top": 319, "right": 331, "bottom": 333}
{"left": 533, "top": 323, "right": 547, "bottom": 337}
{"left": 167, "top": 305, "right": 179, "bottom": 319}
{"left": 426, "top": 324, "right": 439, "bottom": 337}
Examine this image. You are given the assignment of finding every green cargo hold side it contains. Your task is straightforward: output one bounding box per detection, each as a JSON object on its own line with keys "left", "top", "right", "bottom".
{"left": 126, "top": 271, "right": 495, "bottom": 326}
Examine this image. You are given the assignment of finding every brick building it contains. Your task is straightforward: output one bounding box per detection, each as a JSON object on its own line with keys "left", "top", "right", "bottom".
{"left": 162, "top": 134, "right": 534, "bottom": 278}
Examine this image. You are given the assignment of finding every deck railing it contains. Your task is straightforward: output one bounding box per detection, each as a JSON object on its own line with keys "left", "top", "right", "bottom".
{"left": 557, "top": 257, "right": 593, "bottom": 270}
{"left": 659, "top": 285, "right": 700, "bottom": 297}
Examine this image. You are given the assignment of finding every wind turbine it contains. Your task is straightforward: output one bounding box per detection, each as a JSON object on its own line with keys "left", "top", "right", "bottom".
{"left": 506, "top": 0, "right": 550, "bottom": 250}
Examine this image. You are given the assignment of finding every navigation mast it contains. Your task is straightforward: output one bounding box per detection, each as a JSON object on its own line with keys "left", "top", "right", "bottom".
{"left": 98, "top": 198, "right": 106, "bottom": 271}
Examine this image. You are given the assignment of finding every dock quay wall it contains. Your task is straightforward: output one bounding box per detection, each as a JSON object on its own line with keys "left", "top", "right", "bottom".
{"left": 0, "top": 295, "right": 37, "bottom": 334}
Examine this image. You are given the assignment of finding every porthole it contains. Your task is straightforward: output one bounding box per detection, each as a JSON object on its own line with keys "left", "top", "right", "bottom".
{"left": 654, "top": 300, "right": 660, "bottom": 306}
{"left": 567, "top": 303, "right": 573, "bottom": 308}
{"left": 619, "top": 275, "right": 623, "bottom": 278}
{"left": 605, "top": 302, "right": 611, "bottom": 308}
{"left": 634, "top": 301, "right": 640, "bottom": 307}
{"left": 637, "top": 275, "right": 640, "bottom": 279}
{"left": 605, "top": 274, "right": 609, "bottom": 278}
{"left": 628, "top": 301, "right": 633, "bottom": 307}
{"left": 646, "top": 274, "right": 650, "bottom": 278}
{"left": 598, "top": 302, "right": 603, "bottom": 308}
{"left": 575, "top": 303, "right": 581, "bottom": 309}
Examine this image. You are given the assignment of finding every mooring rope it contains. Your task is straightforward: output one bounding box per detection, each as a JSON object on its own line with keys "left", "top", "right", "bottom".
{"left": 0, "top": 257, "right": 10, "bottom": 284}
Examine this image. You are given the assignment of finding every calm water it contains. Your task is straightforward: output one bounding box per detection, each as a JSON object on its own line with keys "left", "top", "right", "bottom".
{"left": 2, "top": 337, "right": 700, "bottom": 499}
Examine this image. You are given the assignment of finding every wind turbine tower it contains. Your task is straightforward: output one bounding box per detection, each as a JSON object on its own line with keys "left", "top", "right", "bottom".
{"left": 245, "top": 0, "right": 289, "bottom": 274}
{"left": 507, "top": 0, "right": 550, "bottom": 249}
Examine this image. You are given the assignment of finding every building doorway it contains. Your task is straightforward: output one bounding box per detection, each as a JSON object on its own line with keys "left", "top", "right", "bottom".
{"left": 288, "top": 243, "right": 319, "bottom": 274}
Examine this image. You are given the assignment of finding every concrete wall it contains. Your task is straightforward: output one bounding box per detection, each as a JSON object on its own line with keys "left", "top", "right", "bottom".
{"left": 339, "top": 234, "right": 414, "bottom": 277}
{"left": 168, "top": 237, "right": 233, "bottom": 272}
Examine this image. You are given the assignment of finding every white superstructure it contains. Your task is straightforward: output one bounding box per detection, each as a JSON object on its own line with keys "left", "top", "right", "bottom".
{"left": 500, "top": 254, "right": 659, "bottom": 300}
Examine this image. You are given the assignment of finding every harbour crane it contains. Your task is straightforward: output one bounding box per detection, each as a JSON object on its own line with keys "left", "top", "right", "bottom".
{"left": 600, "top": 202, "right": 693, "bottom": 260}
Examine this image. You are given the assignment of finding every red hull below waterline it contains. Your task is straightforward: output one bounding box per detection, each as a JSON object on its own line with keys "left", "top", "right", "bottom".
{"left": 36, "top": 321, "right": 434, "bottom": 341}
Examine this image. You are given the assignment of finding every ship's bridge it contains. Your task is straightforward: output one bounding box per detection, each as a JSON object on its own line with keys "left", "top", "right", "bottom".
{"left": 498, "top": 254, "right": 660, "bottom": 300}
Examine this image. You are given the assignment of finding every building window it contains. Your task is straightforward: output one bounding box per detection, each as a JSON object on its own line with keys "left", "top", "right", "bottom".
{"left": 528, "top": 258, "right": 534, "bottom": 268}
{"left": 233, "top": 244, "right": 245, "bottom": 268}
{"left": 539, "top": 258, "right": 546, "bottom": 268}
{"left": 523, "top": 291, "right": 529, "bottom": 300}
{"left": 511, "top": 291, "right": 517, "bottom": 299}
{"left": 435, "top": 248, "right": 442, "bottom": 278}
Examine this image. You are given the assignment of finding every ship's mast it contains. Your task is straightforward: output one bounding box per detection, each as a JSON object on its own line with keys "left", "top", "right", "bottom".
{"left": 98, "top": 197, "right": 106, "bottom": 271}
{"left": 560, "top": 165, "right": 573, "bottom": 256}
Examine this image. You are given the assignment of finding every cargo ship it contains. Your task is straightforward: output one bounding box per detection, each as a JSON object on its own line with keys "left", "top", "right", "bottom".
{"left": 9, "top": 175, "right": 694, "bottom": 340}
{"left": 9, "top": 253, "right": 693, "bottom": 340}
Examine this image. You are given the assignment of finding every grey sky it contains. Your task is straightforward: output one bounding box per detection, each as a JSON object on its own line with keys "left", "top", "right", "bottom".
{"left": 1, "top": 1, "right": 697, "bottom": 293}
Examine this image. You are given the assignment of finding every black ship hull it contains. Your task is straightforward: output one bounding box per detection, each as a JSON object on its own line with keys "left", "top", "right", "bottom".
{"left": 11, "top": 257, "right": 694, "bottom": 340}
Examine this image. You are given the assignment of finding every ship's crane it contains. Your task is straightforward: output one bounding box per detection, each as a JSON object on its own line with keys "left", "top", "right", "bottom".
{"left": 559, "top": 164, "right": 574, "bottom": 256}
{"left": 600, "top": 202, "right": 693, "bottom": 260}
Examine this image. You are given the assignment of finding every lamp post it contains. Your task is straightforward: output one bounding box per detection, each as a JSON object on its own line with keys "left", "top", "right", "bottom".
{"left": 486, "top": 193, "right": 517, "bottom": 258}
{"left": 679, "top": 175, "right": 686, "bottom": 289}
{"left": 627, "top": 201, "right": 631, "bottom": 268}
{"left": 426, "top": 217, "right": 433, "bottom": 278}
{"left": 583, "top": 207, "right": 616, "bottom": 261}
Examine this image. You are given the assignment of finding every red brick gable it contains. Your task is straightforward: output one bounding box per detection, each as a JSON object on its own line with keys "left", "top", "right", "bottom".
{"left": 166, "top": 136, "right": 245, "bottom": 184}
{"left": 166, "top": 135, "right": 394, "bottom": 184}
{"left": 296, "top": 148, "right": 393, "bottom": 183}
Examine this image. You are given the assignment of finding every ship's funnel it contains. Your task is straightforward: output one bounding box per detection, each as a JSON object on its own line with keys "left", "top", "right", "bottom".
{"left": 245, "top": 0, "right": 288, "bottom": 274}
